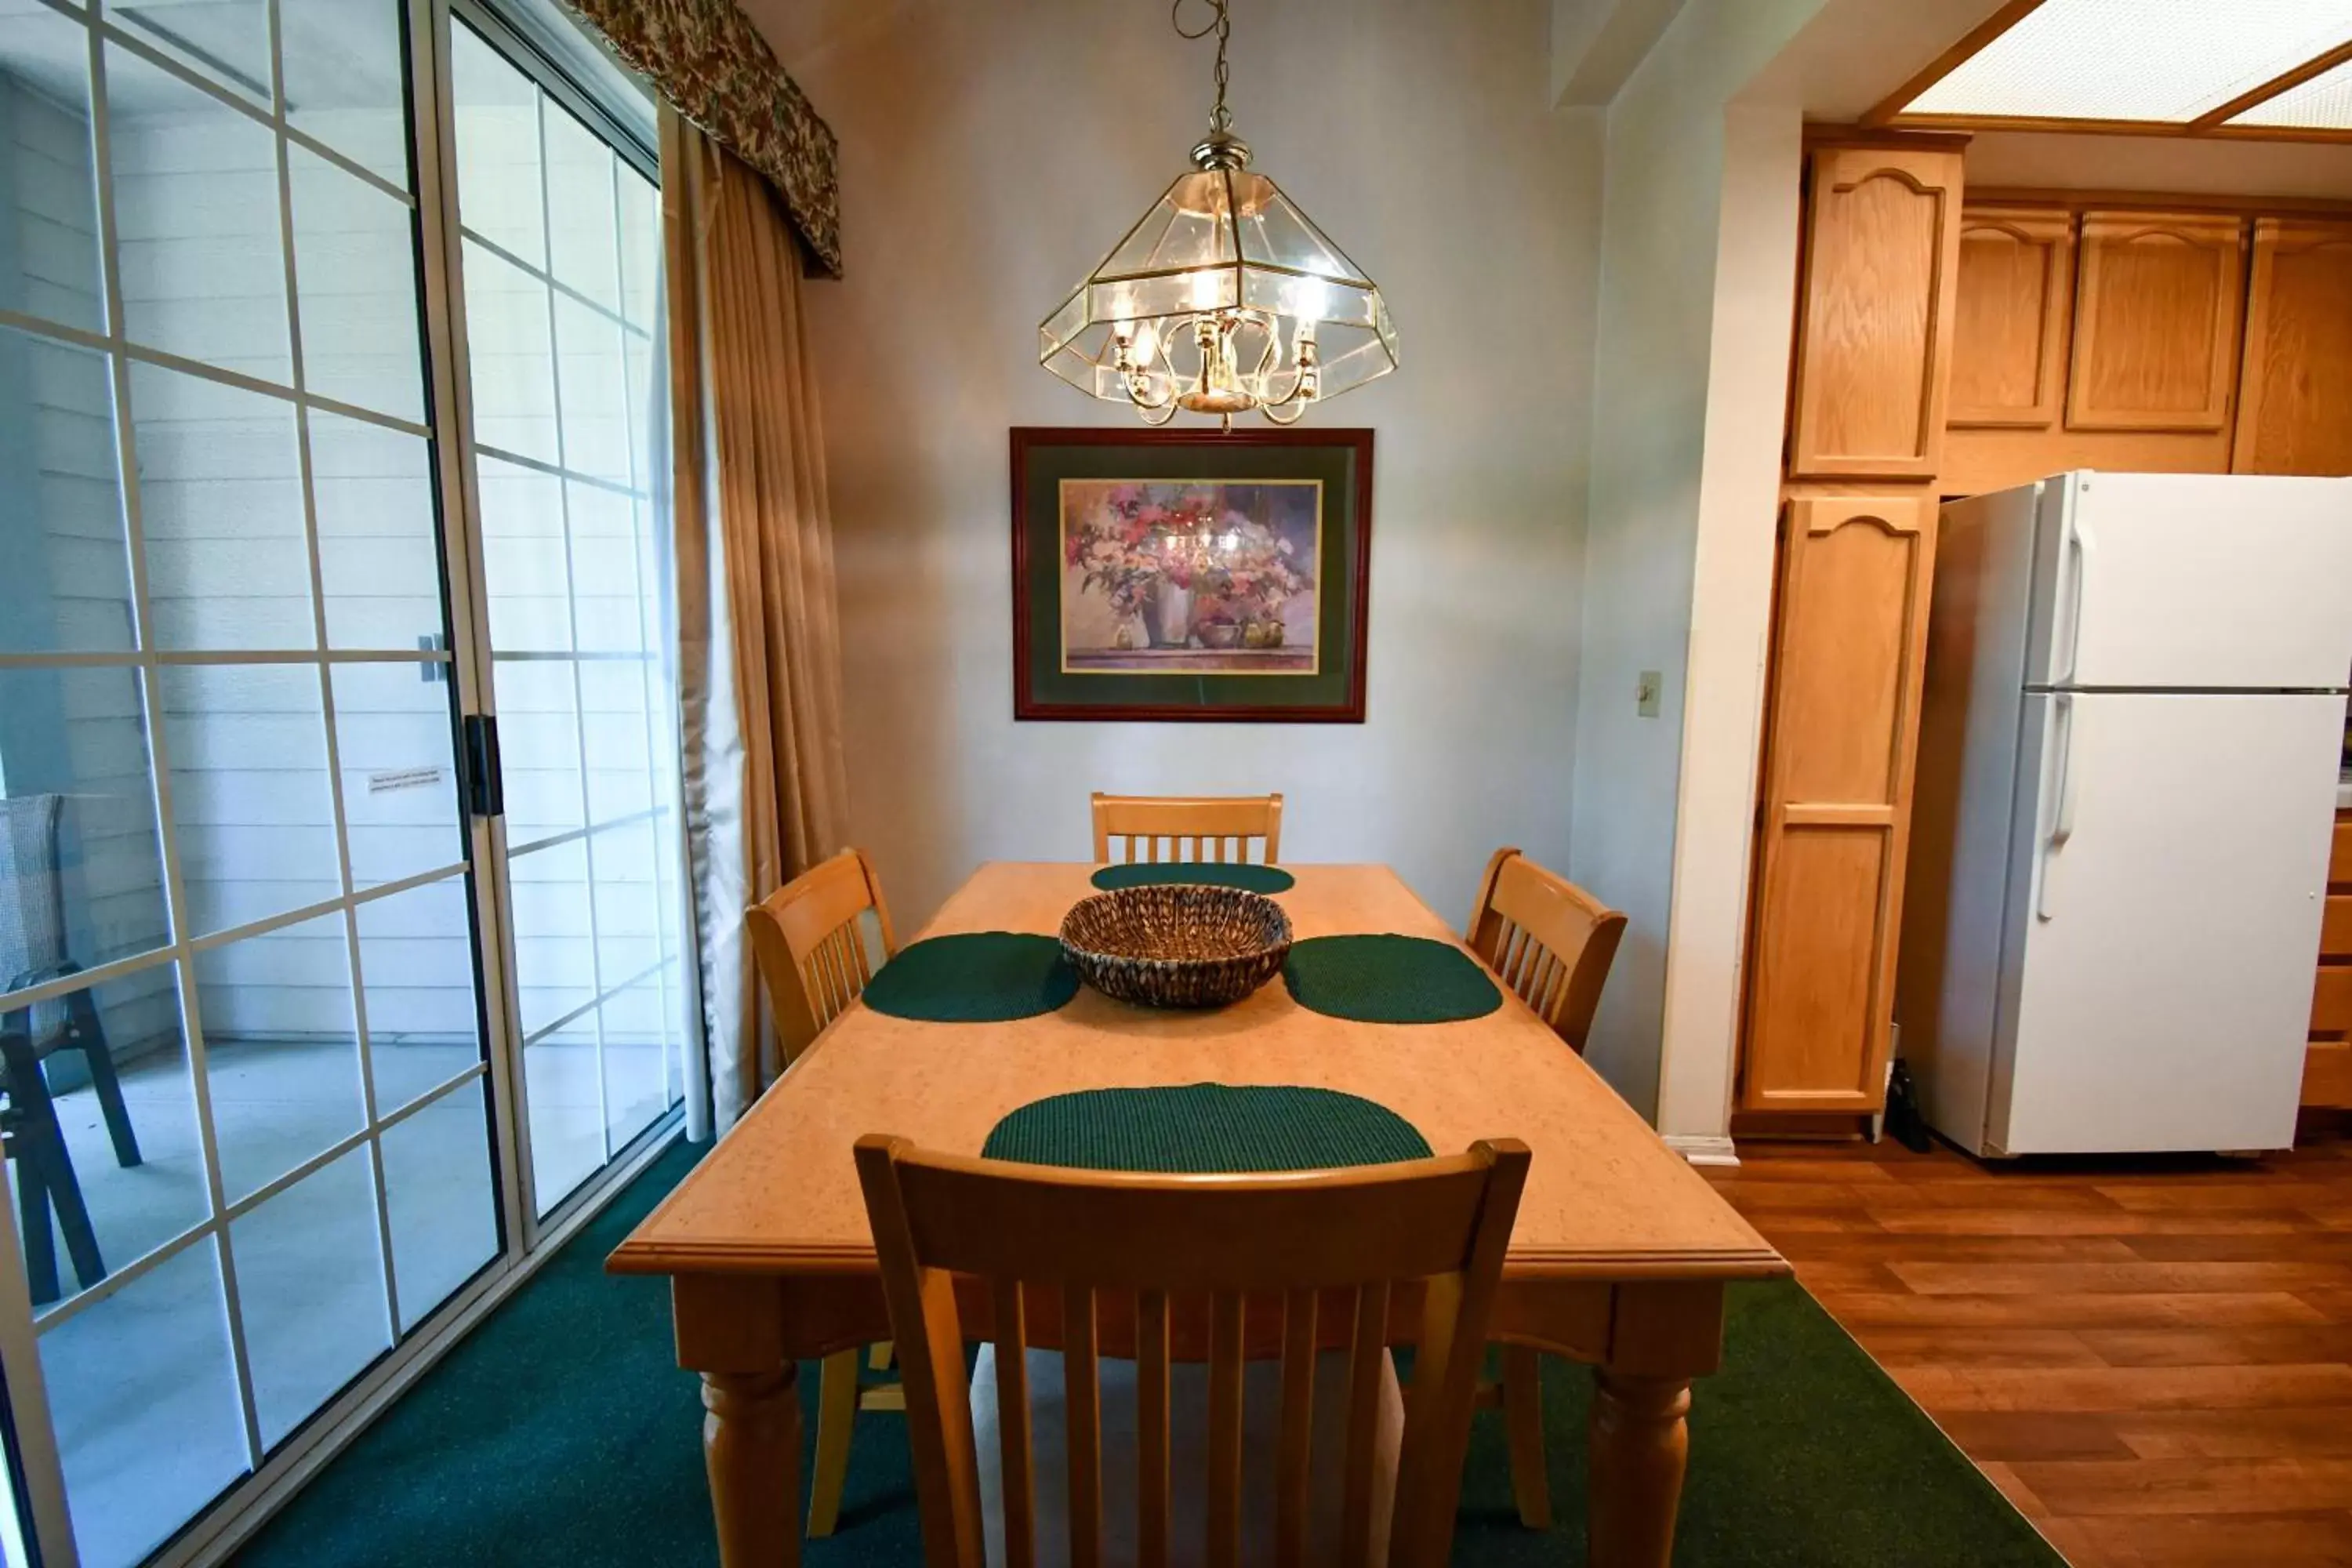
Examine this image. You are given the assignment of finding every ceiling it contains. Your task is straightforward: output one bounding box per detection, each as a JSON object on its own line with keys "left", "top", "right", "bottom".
{"left": 1871, "top": 0, "right": 2352, "bottom": 136}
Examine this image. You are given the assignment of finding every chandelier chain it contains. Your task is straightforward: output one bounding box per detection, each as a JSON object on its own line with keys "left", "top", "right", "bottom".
{"left": 1172, "top": 0, "right": 1233, "bottom": 134}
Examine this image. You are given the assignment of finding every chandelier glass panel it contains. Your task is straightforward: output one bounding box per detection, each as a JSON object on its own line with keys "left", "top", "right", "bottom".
{"left": 1038, "top": 0, "right": 1397, "bottom": 426}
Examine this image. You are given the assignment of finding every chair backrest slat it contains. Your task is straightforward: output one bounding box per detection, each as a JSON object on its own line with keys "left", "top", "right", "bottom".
{"left": 746, "top": 848, "right": 897, "bottom": 1068}
{"left": 1207, "top": 1290, "right": 1246, "bottom": 1568}
{"left": 993, "top": 1279, "right": 1036, "bottom": 1568}
{"left": 1137, "top": 1289, "right": 1173, "bottom": 1568}
{"left": 0, "top": 795, "right": 70, "bottom": 988}
{"left": 1063, "top": 1283, "right": 1103, "bottom": 1568}
{"left": 1275, "top": 1287, "right": 1317, "bottom": 1568}
{"left": 1091, "top": 793, "right": 1283, "bottom": 866}
{"left": 1466, "top": 848, "right": 1628, "bottom": 1054}
{"left": 1339, "top": 1281, "right": 1391, "bottom": 1568}
{"left": 855, "top": 1138, "right": 1530, "bottom": 1568}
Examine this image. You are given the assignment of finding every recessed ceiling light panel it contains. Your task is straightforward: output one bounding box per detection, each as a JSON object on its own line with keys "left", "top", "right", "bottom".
{"left": 2229, "top": 53, "right": 2352, "bottom": 126}
{"left": 1904, "top": 0, "right": 2352, "bottom": 122}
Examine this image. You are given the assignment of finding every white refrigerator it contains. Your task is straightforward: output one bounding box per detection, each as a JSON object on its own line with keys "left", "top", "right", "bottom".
{"left": 1897, "top": 472, "right": 2352, "bottom": 1156}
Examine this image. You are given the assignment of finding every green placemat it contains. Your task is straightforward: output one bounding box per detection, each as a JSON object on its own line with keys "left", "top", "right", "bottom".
{"left": 1282, "top": 934, "right": 1502, "bottom": 1024}
{"left": 982, "top": 1083, "right": 1432, "bottom": 1172}
{"left": 859, "top": 933, "right": 1079, "bottom": 1022}
{"left": 1089, "top": 862, "right": 1297, "bottom": 895}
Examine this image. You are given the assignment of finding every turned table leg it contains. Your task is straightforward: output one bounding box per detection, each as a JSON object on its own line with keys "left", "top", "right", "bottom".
{"left": 1584, "top": 1279, "right": 1723, "bottom": 1568}
{"left": 1586, "top": 1369, "right": 1691, "bottom": 1568}
{"left": 703, "top": 1365, "right": 803, "bottom": 1567}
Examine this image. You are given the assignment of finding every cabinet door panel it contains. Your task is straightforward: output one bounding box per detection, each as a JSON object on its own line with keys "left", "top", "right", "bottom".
{"left": 1741, "top": 495, "right": 1938, "bottom": 1112}
{"left": 1951, "top": 207, "right": 2073, "bottom": 429}
{"left": 2067, "top": 212, "right": 2245, "bottom": 433}
{"left": 1788, "top": 147, "right": 1965, "bottom": 481}
{"left": 2234, "top": 217, "right": 2352, "bottom": 476}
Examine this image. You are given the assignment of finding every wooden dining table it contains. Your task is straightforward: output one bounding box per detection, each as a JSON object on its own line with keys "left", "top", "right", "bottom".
{"left": 608, "top": 862, "right": 1787, "bottom": 1566}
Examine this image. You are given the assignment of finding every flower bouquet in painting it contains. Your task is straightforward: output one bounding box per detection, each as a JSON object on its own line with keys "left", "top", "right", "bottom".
{"left": 1059, "top": 480, "right": 1320, "bottom": 673}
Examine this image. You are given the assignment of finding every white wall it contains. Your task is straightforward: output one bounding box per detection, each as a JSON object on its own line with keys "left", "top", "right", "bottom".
{"left": 760, "top": 0, "right": 1604, "bottom": 935}
{"left": 1562, "top": 0, "right": 1827, "bottom": 1120}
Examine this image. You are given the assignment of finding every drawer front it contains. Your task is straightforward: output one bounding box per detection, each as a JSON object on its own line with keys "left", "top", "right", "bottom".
{"left": 2307, "top": 1039, "right": 2352, "bottom": 1109}
{"left": 2332, "top": 815, "right": 2352, "bottom": 886}
{"left": 2316, "top": 965, "right": 2352, "bottom": 1037}
{"left": 2327, "top": 896, "right": 2352, "bottom": 960}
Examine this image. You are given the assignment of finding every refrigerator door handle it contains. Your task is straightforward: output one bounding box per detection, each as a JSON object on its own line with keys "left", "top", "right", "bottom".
{"left": 2060, "top": 516, "right": 2095, "bottom": 684}
{"left": 2038, "top": 692, "right": 2079, "bottom": 921}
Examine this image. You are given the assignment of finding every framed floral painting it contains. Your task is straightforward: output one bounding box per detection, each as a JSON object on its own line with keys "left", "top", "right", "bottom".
{"left": 1011, "top": 427, "right": 1373, "bottom": 721}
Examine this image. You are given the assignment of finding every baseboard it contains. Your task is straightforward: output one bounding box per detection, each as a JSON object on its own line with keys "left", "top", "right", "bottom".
{"left": 1662, "top": 1134, "right": 1740, "bottom": 1167}
{"left": 1729, "top": 1109, "right": 1874, "bottom": 1142}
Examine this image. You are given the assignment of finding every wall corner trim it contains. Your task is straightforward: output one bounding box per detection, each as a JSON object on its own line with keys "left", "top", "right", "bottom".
{"left": 1661, "top": 1134, "right": 1740, "bottom": 1167}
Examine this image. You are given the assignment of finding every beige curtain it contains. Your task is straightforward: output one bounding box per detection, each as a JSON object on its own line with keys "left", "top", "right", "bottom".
{"left": 662, "top": 107, "right": 851, "bottom": 1135}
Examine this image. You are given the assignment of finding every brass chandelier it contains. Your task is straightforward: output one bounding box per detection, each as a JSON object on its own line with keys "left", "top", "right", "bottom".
{"left": 1038, "top": 0, "right": 1397, "bottom": 428}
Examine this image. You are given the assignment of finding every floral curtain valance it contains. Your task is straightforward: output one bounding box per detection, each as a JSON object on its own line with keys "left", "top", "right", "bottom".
{"left": 561, "top": 0, "right": 841, "bottom": 276}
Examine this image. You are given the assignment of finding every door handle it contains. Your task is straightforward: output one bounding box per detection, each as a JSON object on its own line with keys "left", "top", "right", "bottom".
{"left": 2061, "top": 515, "right": 2096, "bottom": 684}
{"left": 462, "top": 714, "right": 504, "bottom": 818}
{"left": 2038, "top": 694, "right": 2078, "bottom": 921}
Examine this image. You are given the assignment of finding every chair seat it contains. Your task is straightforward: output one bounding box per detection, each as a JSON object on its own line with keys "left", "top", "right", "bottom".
{"left": 971, "top": 1346, "right": 1403, "bottom": 1568}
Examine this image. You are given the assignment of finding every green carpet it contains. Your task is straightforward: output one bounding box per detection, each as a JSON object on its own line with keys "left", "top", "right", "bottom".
{"left": 982, "top": 1083, "right": 1433, "bottom": 1171}
{"left": 234, "top": 1142, "right": 2060, "bottom": 1568}
{"left": 1282, "top": 934, "right": 1503, "bottom": 1024}
{"left": 859, "top": 932, "right": 1079, "bottom": 1022}
{"left": 1090, "top": 862, "right": 1297, "bottom": 894}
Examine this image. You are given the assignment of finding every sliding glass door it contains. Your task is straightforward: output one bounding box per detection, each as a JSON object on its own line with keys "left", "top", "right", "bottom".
{"left": 0, "top": 0, "right": 687, "bottom": 1562}
{"left": 443, "top": 20, "right": 685, "bottom": 1219}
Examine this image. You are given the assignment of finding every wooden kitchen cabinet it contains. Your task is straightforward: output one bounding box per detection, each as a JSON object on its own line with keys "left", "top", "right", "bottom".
{"left": 2066, "top": 210, "right": 2246, "bottom": 434}
{"left": 1740, "top": 495, "right": 1938, "bottom": 1113}
{"left": 2235, "top": 217, "right": 2352, "bottom": 477}
{"left": 1949, "top": 206, "right": 2073, "bottom": 430}
{"left": 1788, "top": 143, "right": 1966, "bottom": 483}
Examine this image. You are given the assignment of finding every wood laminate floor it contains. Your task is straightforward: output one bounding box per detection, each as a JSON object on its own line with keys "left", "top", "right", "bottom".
{"left": 1701, "top": 1130, "right": 2352, "bottom": 1568}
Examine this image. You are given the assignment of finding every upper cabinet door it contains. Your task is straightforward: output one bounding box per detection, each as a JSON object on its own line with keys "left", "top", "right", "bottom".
{"left": 2234, "top": 216, "right": 2352, "bottom": 477}
{"left": 1788, "top": 145, "right": 1966, "bottom": 482}
{"left": 2067, "top": 211, "right": 2246, "bottom": 434}
{"left": 1949, "top": 206, "right": 2074, "bottom": 430}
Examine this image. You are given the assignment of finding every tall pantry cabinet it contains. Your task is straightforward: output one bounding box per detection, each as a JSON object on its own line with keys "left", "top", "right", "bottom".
{"left": 1740, "top": 136, "right": 1962, "bottom": 1118}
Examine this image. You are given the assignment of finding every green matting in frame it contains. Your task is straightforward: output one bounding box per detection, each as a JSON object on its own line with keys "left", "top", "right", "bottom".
{"left": 1011, "top": 427, "right": 1373, "bottom": 722}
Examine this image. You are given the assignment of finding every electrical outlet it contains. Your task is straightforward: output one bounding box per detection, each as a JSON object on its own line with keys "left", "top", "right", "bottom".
{"left": 1635, "top": 670, "right": 1662, "bottom": 718}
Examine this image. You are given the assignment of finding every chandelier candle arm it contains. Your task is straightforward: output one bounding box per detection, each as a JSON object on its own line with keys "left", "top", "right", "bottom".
{"left": 1036, "top": 0, "right": 1396, "bottom": 428}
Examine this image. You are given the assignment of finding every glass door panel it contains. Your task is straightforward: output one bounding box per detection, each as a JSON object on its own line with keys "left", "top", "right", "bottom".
{"left": 448, "top": 18, "right": 684, "bottom": 1219}
{"left": 0, "top": 2, "right": 513, "bottom": 1563}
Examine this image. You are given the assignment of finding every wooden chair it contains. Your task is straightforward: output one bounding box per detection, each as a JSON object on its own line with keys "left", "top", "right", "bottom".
{"left": 1091, "top": 793, "right": 1283, "bottom": 866}
{"left": 1463, "top": 846, "right": 1627, "bottom": 1530}
{"left": 854, "top": 1133, "right": 1531, "bottom": 1568}
{"left": 745, "top": 848, "right": 905, "bottom": 1537}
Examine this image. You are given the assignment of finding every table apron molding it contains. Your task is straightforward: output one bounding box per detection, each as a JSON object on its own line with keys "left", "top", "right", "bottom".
{"left": 614, "top": 1243, "right": 1788, "bottom": 1279}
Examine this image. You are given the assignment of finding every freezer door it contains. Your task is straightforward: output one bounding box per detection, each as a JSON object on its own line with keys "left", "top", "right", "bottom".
{"left": 1994, "top": 691, "right": 2346, "bottom": 1155}
{"left": 2030, "top": 473, "right": 2352, "bottom": 691}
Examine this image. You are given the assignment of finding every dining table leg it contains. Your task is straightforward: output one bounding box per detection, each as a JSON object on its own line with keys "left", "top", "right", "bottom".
{"left": 1587, "top": 1370, "right": 1690, "bottom": 1566}
{"left": 703, "top": 1367, "right": 802, "bottom": 1567}
{"left": 1584, "top": 1280, "right": 1725, "bottom": 1568}
{"left": 677, "top": 1274, "right": 803, "bottom": 1567}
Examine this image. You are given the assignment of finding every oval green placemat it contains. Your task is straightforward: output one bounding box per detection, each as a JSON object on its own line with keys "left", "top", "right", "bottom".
{"left": 860, "top": 933, "right": 1079, "bottom": 1022}
{"left": 982, "top": 1083, "right": 1432, "bottom": 1172}
{"left": 1089, "top": 861, "right": 1297, "bottom": 895}
{"left": 1282, "top": 934, "right": 1502, "bottom": 1025}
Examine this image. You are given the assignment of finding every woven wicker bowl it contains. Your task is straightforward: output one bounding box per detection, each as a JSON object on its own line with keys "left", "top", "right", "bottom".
{"left": 1059, "top": 885, "right": 1294, "bottom": 1010}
